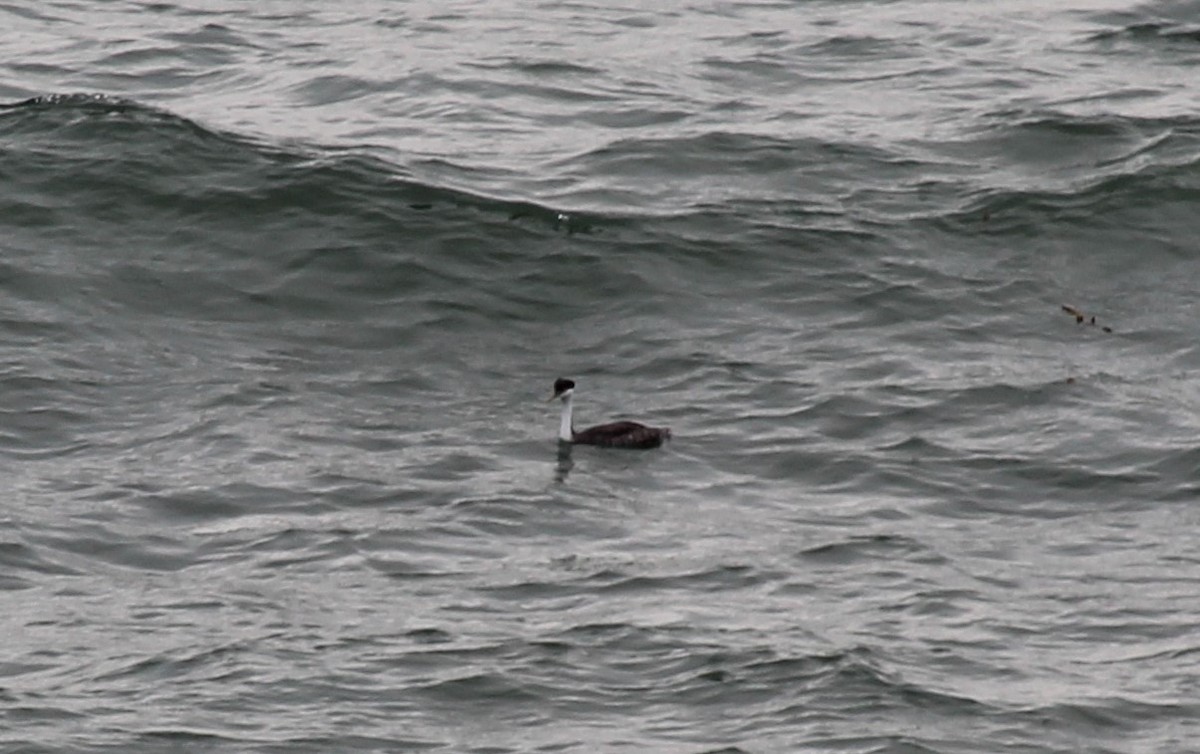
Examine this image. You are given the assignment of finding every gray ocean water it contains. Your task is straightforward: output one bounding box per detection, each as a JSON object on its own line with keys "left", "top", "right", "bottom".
{"left": 3, "top": 1, "right": 1200, "bottom": 752}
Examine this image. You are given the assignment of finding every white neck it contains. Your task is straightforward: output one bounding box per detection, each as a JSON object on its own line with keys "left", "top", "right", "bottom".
{"left": 558, "top": 394, "right": 574, "bottom": 442}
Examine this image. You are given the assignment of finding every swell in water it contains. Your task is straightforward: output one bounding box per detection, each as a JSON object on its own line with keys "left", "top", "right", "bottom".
{"left": 3, "top": 2, "right": 1200, "bottom": 752}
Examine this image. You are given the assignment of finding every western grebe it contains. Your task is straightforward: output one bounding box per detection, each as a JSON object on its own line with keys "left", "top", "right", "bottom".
{"left": 548, "top": 377, "right": 671, "bottom": 449}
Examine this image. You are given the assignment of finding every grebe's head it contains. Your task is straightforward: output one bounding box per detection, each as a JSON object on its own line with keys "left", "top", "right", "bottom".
{"left": 549, "top": 377, "right": 576, "bottom": 401}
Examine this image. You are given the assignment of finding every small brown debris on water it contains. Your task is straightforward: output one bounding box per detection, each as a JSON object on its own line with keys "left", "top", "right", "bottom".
{"left": 1060, "top": 304, "right": 1113, "bottom": 332}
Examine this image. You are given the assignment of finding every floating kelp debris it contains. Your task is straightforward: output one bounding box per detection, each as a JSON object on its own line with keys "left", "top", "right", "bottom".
{"left": 1061, "top": 304, "right": 1113, "bottom": 333}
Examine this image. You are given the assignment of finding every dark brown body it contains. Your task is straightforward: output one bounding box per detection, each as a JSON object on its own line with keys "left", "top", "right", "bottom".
{"left": 571, "top": 421, "right": 672, "bottom": 449}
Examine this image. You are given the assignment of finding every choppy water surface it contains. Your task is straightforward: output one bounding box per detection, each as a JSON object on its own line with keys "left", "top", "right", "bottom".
{"left": 2, "top": 1, "right": 1200, "bottom": 752}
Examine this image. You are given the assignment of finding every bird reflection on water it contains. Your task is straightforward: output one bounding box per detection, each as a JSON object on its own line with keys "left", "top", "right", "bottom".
{"left": 554, "top": 441, "right": 574, "bottom": 483}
